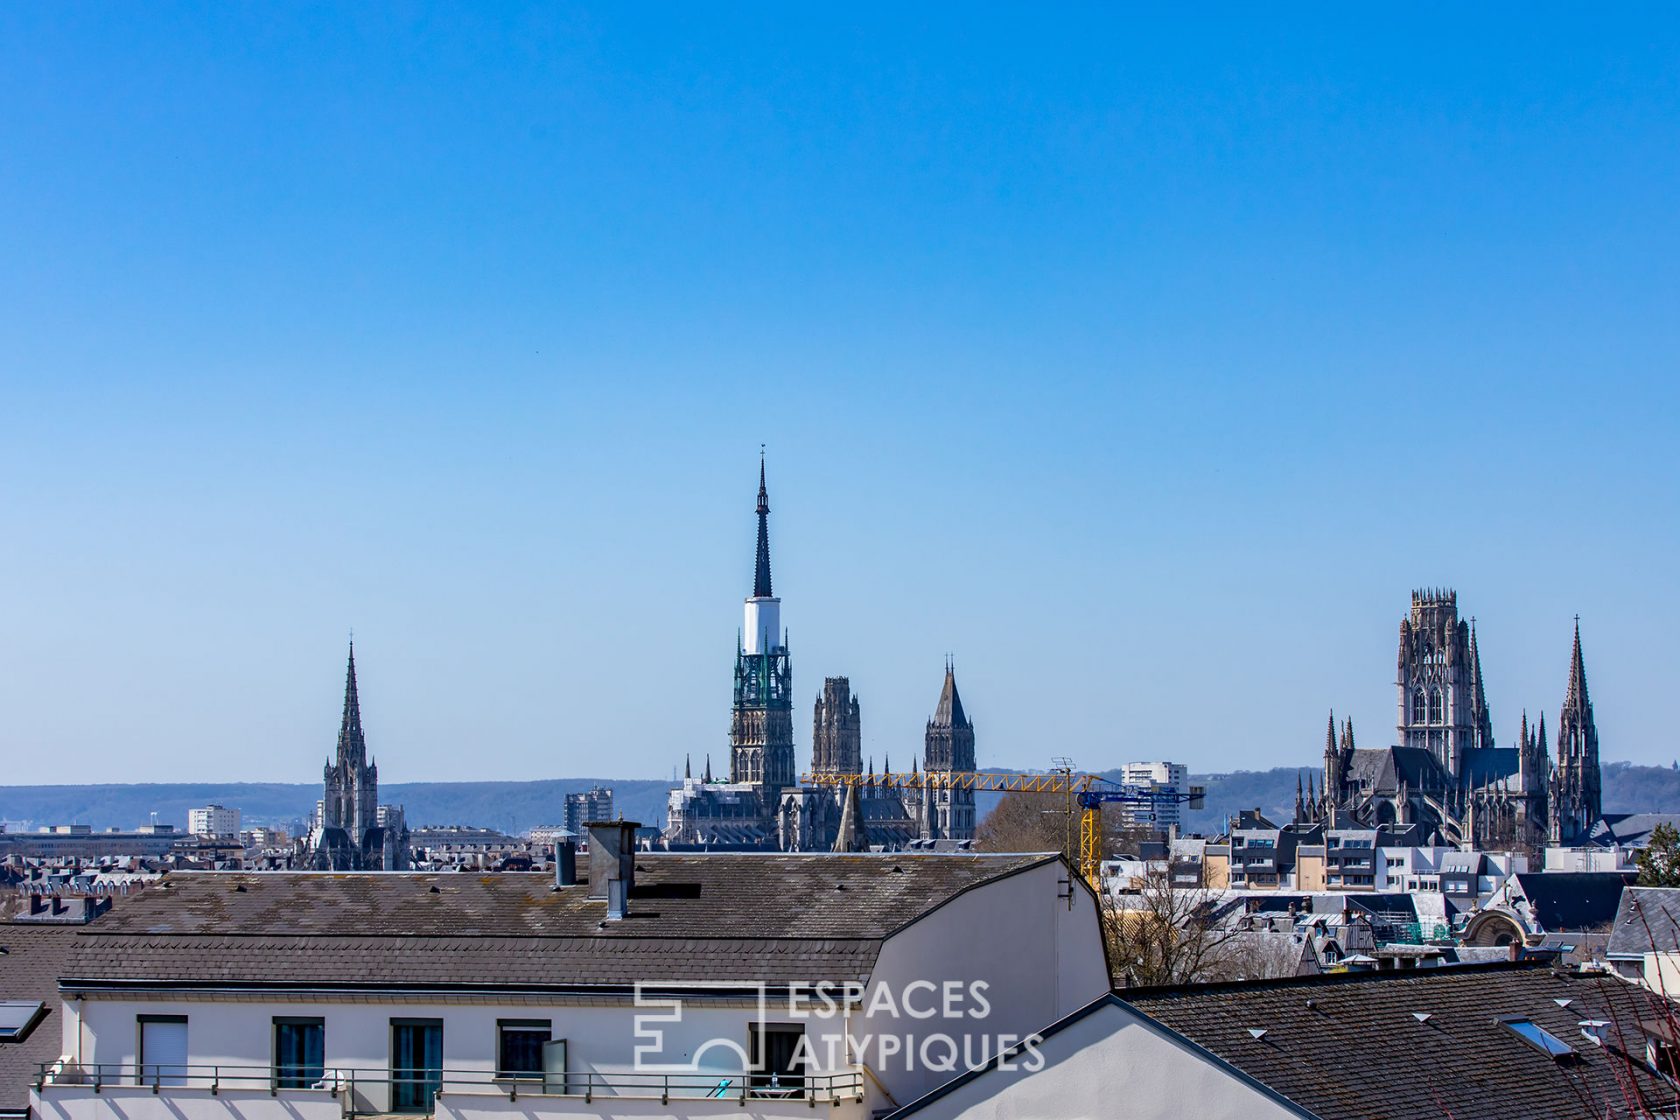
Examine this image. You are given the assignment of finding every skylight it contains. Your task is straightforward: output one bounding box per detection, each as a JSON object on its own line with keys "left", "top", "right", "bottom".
{"left": 1500, "top": 1017, "right": 1575, "bottom": 1059}
{"left": 0, "top": 1001, "right": 45, "bottom": 1042}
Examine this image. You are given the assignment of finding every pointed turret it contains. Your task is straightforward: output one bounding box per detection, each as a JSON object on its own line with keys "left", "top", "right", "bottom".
{"left": 1468, "top": 620, "right": 1493, "bottom": 749}
{"left": 932, "top": 664, "right": 969, "bottom": 729}
{"left": 1566, "top": 618, "right": 1591, "bottom": 711}
{"left": 753, "top": 455, "right": 773, "bottom": 599}
{"left": 833, "top": 782, "right": 869, "bottom": 853}
{"left": 337, "top": 641, "right": 366, "bottom": 766}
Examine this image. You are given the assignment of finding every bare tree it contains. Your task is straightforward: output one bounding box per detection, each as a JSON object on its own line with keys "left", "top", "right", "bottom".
{"left": 1103, "top": 865, "right": 1251, "bottom": 987}
{"left": 976, "top": 791, "right": 1159, "bottom": 865}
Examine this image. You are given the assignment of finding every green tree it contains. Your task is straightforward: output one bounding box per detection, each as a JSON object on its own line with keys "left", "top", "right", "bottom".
{"left": 1637, "top": 823, "right": 1680, "bottom": 886}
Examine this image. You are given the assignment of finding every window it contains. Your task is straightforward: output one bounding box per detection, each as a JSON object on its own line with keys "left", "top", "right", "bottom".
{"left": 1411, "top": 690, "right": 1427, "bottom": 723}
{"left": 390, "top": 1019, "right": 443, "bottom": 1113}
{"left": 0, "top": 1001, "right": 46, "bottom": 1043}
{"left": 497, "top": 1020, "right": 551, "bottom": 1079}
{"left": 1428, "top": 688, "right": 1443, "bottom": 724}
{"left": 1500, "top": 1017, "right": 1574, "bottom": 1059}
{"left": 749, "top": 1023, "right": 806, "bottom": 1095}
{"left": 274, "top": 1018, "right": 324, "bottom": 1089}
{"left": 138, "top": 1015, "right": 188, "bottom": 1087}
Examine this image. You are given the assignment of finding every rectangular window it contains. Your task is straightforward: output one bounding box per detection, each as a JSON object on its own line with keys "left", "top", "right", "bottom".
{"left": 138, "top": 1015, "right": 188, "bottom": 1088}
{"left": 497, "top": 1020, "right": 551, "bottom": 1079}
{"left": 274, "top": 1018, "right": 325, "bottom": 1089}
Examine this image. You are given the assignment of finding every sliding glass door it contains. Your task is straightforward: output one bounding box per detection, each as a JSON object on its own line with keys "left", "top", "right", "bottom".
{"left": 390, "top": 1019, "right": 443, "bottom": 1113}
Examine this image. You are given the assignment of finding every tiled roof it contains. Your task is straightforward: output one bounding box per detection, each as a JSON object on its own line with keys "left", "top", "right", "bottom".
{"left": 0, "top": 922, "right": 93, "bottom": 1111}
{"left": 1126, "top": 963, "right": 1677, "bottom": 1120}
{"left": 64, "top": 853, "right": 1053, "bottom": 991}
{"left": 1609, "top": 886, "right": 1680, "bottom": 957}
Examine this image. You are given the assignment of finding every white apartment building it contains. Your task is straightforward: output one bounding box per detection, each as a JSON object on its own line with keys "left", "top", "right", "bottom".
{"left": 1117, "top": 762, "right": 1190, "bottom": 830}
{"left": 32, "top": 824, "right": 1109, "bottom": 1120}
{"left": 186, "top": 806, "right": 241, "bottom": 839}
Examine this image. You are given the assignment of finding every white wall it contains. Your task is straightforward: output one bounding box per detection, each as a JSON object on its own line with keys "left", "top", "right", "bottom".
{"left": 861, "top": 860, "right": 1109, "bottom": 1108}
{"left": 63, "top": 996, "right": 856, "bottom": 1114}
{"left": 890, "top": 1000, "right": 1306, "bottom": 1120}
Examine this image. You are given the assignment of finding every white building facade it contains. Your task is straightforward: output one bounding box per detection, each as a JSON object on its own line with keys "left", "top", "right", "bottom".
{"left": 33, "top": 840, "right": 1108, "bottom": 1120}
{"left": 186, "top": 806, "right": 240, "bottom": 839}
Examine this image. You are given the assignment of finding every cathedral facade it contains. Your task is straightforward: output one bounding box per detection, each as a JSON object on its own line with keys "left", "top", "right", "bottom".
{"left": 663, "top": 460, "right": 980, "bottom": 850}
{"left": 301, "top": 644, "right": 408, "bottom": 870}
{"left": 1303, "top": 590, "right": 1602, "bottom": 849}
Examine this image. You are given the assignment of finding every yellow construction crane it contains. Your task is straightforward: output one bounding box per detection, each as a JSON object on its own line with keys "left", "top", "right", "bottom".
{"left": 802, "top": 768, "right": 1205, "bottom": 890}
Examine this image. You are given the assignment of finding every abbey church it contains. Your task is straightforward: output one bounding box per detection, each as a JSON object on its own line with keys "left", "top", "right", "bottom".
{"left": 1301, "top": 589, "right": 1602, "bottom": 848}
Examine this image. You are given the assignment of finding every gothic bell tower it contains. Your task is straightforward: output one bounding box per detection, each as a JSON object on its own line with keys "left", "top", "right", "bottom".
{"left": 730, "top": 456, "right": 796, "bottom": 800}
{"left": 1395, "top": 589, "right": 1489, "bottom": 778}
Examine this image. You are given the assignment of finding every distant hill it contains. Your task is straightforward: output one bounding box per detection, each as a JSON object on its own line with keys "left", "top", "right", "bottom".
{"left": 3, "top": 761, "right": 1676, "bottom": 838}
{"left": 0, "top": 779, "right": 674, "bottom": 836}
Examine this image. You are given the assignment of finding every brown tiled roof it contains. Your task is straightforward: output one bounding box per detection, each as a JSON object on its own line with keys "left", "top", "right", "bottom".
{"left": 64, "top": 853, "right": 1054, "bottom": 992}
{"left": 1125, "top": 963, "right": 1680, "bottom": 1120}
{"left": 0, "top": 922, "right": 90, "bottom": 1112}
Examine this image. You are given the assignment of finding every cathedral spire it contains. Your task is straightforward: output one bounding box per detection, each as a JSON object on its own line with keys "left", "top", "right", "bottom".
{"left": 753, "top": 454, "right": 772, "bottom": 599}
{"left": 338, "top": 640, "right": 366, "bottom": 766}
{"left": 1566, "top": 616, "right": 1591, "bottom": 711}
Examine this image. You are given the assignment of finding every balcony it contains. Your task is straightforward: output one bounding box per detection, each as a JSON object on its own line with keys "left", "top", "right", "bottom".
{"left": 33, "top": 1061, "right": 867, "bottom": 1120}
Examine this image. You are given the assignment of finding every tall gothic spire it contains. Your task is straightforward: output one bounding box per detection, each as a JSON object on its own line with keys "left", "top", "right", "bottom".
{"left": 337, "top": 641, "right": 366, "bottom": 766}
{"left": 753, "top": 455, "right": 773, "bottom": 599}
{"left": 1566, "top": 617, "right": 1591, "bottom": 712}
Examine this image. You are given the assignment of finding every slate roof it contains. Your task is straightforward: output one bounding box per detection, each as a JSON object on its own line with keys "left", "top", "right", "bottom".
{"left": 1608, "top": 886, "right": 1680, "bottom": 958}
{"left": 1593, "top": 813, "right": 1680, "bottom": 849}
{"left": 1512, "top": 872, "right": 1632, "bottom": 933}
{"left": 62, "top": 853, "right": 1054, "bottom": 992}
{"left": 1345, "top": 747, "right": 1450, "bottom": 795}
{"left": 0, "top": 922, "right": 91, "bottom": 1113}
{"left": 1125, "top": 963, "right": 1680, "bottom": 1120}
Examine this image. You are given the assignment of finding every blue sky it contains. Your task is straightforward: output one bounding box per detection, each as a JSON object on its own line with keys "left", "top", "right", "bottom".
{"left": 2, "top": 6, "right": 1677, "bottom": 785}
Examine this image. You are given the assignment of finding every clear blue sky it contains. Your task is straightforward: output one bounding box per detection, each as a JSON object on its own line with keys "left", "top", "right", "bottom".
{"left": 3, "top": 5, "right": 1677, "bottom": 784}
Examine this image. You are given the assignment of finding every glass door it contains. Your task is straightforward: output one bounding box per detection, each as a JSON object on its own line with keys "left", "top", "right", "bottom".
{"left": 390, "top": 1019, "right": 443, "bottom": 1112}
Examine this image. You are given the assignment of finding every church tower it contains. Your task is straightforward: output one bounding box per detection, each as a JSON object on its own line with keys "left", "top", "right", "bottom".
{"left": 310, "top": 642, "right": 398, "bottom": 870}
{"left": 1550, "top": 620, "right": 1602, "bottom": 844}
{"left": 812, "top": 677, "right": 863, "bottom": 777}
{"left": 1395, "top": 589, "right": 1486, "bottom": 777}
{"left": 730, "top": 457, "right": 796, "bottom": 800}
{"left": 922, "top": 662, "right": 977, "bottom": 840}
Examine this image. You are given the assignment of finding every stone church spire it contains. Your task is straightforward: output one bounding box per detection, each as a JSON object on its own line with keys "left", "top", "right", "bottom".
{"left": 337, "top": 641, "right": 367, "bottom": 768}
{"left": 1551, "top": 618, "right": 1601, "bottom": 844}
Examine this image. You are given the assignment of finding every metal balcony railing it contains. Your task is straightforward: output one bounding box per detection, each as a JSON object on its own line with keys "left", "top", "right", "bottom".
{"left": 35, "top": 1061, "right": 866, "bottom": 1112}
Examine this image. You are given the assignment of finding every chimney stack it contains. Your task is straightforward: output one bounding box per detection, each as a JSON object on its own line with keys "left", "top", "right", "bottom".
{"left": 555, "top": 837, "right": 578, "bottom": 888}
{"left": 586, "top": 820, "right": 639, "bottom": 902}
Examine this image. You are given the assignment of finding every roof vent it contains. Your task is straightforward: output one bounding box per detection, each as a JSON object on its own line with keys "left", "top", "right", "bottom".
{"left": 1553, "top": 998, "right": 1574, "bottom": 1009}
{"left": 1247, "top": 1028, "right": 1268, "bottom": 1041}
{"left": 429, "top": 885, "right": 441, "bottom": 894}
{"left": 606, "top": 878, "right": 629, "bottom": 922}
{"left": 1578, "top": 1019, "right": 1610, "bottom": 1047}
{"left": 1412, "top": 1012, "right": 1433, "bottom": 1023}
{"left": 234, "top": 884, "right": 247, "bottom": 893}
